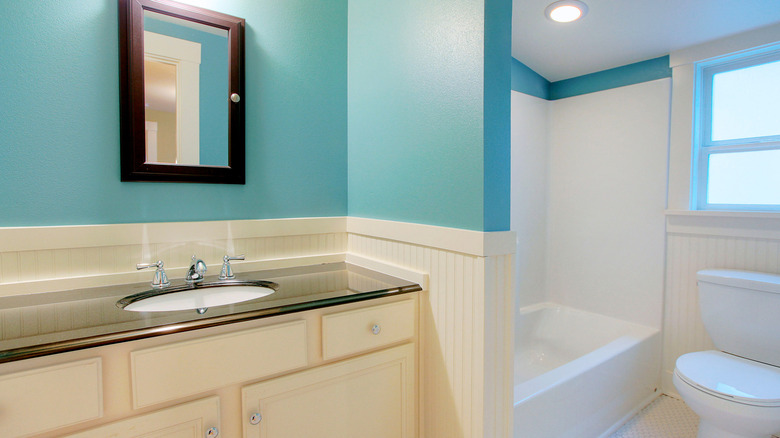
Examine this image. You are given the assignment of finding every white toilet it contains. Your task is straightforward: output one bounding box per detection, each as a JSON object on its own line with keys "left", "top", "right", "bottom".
{"left": 673, "top": 270, "right": 780, "bottom": 438}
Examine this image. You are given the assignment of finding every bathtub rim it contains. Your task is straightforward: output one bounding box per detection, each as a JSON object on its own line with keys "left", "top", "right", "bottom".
{"left": 514, "top": 302, "right": 659, "bottom": 405}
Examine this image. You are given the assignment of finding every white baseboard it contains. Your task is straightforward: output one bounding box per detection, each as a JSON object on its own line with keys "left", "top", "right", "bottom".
{"left": 598, "top": 392, "right": 661, "bottom": 438}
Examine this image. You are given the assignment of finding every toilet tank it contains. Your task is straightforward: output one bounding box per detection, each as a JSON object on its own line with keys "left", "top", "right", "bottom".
{"left": 697, "top": 270, "right": 780, "bottom": 367}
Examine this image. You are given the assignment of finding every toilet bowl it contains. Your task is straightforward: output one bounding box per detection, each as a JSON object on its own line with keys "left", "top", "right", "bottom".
{"left": 673, "top": 270, "right": 780, "bottom": 438}
{"left": 673, "top": 351, "right": 780, "bottom": 438}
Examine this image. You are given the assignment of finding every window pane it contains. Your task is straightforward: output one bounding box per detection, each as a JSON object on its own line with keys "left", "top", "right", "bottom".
{"left": 707, "top": 149, "right": 780, "bottom": 205}
{"left": 711, "top": 59, "right": 780, "bottom": 141}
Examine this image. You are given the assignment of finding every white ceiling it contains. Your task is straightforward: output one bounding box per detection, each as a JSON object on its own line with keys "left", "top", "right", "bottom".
{"left": 513, "top": 0, "right": 780, "bottom": 82}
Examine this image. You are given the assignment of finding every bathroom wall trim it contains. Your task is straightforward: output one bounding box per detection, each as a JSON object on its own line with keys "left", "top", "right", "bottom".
{"left": 0, "top": 218, "right": 347, "bottom": 252}
{"left": 666, "top": 210, "right": 780, "bottom": 239}
{"left": 346, "top": 217, "right": 516, "bottom": 257}
{"left": 0, "top": 217, "right": 516, "bottom": 257}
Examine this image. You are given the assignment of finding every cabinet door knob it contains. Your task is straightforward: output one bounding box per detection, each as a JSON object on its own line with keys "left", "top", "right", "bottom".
{"left": 371, "top": 324, "right": 381, "bottom": 335}
{"left": 250, "top": 413, "right": 262, "bottom": 425}
{"left": 206, "top": 427, "right": 219, "bottom": 437}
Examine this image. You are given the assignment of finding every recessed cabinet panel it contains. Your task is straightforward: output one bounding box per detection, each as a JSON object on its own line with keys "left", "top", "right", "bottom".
{"left": 243, "top": 343, "right": 415, "bottom": 438}
{"left": 65, "top": 396, "right": 220, "bottom": 438}
{"left": 0, "top": 358, "right": 102, "bottom": 437}
{"left": 132, "top": 320, "right": 308, "bottom": 408}
{"left": 322, "top": 299, "right": 415, "bottom": 360}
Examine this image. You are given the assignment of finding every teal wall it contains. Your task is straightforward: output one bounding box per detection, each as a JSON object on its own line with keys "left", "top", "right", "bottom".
{"left": 0, "top": 0, "right": 348, "bottom": 226}
{"left": 511, "top": 55, "right": 672, "bottom": 100}
{"left": 511, "top": 58, "right": 550, "bottom": 100}
{"left": 1, "top": 0, "right": 512, "bottom": 232}
{"left": 482, "top": 0, "right": 512, "bottom": 231}
{"left": 144, "top": 16, "right": 229, "bottom": 166}
{"left": 347, "top": 0, "right": 511, "bottom": 231}
{"left": 549, "top": 56, "right": 672, "bottom": 100}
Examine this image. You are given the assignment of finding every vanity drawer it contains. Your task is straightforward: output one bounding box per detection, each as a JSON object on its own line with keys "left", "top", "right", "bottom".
{"left": 65, "top": 396, "right": 219, "bottom": 438}
{"left": 322, "top": 299, "right": 415, "bottom": 360}
{"left": 132, "top": 320, "right": 308, "bottom": 408}
{"left": 0, "top": 358, "right": 103, "bottom": 436}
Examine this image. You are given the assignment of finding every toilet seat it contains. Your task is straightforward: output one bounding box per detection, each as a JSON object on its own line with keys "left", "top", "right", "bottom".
{"left": 675, "top": 350, "right": 780, "bottom": 407}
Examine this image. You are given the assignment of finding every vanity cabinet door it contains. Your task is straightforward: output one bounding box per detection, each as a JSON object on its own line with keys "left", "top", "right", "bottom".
{"left": 242, "top": 343, "right": 416, "bottom": 438}
{"left": 65, "top": 396, "right": 220, "bottom": 438}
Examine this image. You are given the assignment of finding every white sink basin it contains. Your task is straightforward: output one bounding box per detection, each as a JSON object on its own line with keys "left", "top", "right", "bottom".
{"left": 118, "top": 281, "right": 277, "bottom": 313}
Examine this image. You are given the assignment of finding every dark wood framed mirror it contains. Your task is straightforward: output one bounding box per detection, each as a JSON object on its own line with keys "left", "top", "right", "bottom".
{"left": 119, "top": 0, "right": 245, "bottom": 184}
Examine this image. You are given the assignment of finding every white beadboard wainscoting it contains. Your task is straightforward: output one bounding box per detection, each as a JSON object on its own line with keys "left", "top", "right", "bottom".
{"left": 0, "top": 218, "right": 348, "bottom": 297}
{"left": 347, "top": 222, "right": 515, "bottom": 438}
{"left": 0, "top": 217, "right": 516, "bottom": 438}
{"left": 662, "top": 212, "right": 780, "bottom": 395}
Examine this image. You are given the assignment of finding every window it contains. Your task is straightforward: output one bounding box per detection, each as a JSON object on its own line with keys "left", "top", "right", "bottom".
{"left": 693, "top": 48, "right": 780, "bottom": 210}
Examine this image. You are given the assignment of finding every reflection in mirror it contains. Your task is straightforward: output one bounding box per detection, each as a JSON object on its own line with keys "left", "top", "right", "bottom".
{"left": 119, "top": 0, "right": 245, "bottom": 184}
{"left": 144, "top": 59, "right": 177, "bottom": 163}
{"left": 143, "top": 11, "right": 229, "bottom": 166}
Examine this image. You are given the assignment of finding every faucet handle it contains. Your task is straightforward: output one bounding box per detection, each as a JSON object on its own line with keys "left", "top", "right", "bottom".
{"left": 219, "top": 254, "right": 245, "bottom": 280}
{"left": 137, "top": 260, "right": 170, "bottom": 288}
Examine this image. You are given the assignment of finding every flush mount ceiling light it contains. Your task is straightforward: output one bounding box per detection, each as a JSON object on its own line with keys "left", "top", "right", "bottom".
{"left": 545, "top": 0, "right": 588, "bottom": 23}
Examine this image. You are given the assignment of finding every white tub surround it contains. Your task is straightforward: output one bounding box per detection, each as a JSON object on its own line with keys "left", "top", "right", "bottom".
{"left": 514, "top": 303, "right": 660, "bottom": 438}
{"left": 545, "top": 78, "right": 669, "bottom": 329}
{"left": 510, "top": 91, "right": 550, "bottom": 310}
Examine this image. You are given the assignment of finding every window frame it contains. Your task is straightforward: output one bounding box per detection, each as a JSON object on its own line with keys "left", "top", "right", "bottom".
{"left": 693, "top": 48, "right": 780, "bottom": 211}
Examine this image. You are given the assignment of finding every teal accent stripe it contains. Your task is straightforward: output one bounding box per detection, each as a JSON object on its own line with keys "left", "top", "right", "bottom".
{"left": 511, "top": 58, "right": 550, "bottom": 99}
{"left": 549, "top": 55, "right": 672, "bottom": 100}
{"left": 483, "top": 0, "right": 512, "bottom": 231}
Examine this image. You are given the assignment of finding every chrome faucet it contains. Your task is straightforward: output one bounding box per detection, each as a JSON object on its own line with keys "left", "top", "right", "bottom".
{"left": 185, "top": 255, "right": 207, "bottom": 283}
{"left": 137, "top": 260, "right": 170, "bottom": 288}
{"left": 219, "top": 254, "right": 245, "bottom": 280}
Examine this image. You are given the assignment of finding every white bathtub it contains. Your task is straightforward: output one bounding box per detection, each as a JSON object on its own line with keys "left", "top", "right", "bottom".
{"left": 513, "top": 303, "right": 661, "bottom": 438}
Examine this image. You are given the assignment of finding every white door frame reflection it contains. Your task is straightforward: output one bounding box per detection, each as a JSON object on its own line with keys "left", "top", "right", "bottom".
{"left": 143, "top": 31, "right": 200, "bottom": 165}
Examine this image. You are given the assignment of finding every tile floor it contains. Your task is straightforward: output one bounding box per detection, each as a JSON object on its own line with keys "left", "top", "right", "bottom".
{"left": 610, "top": 394, "right": 780, "bottom": 438}
{"left": 610, "top": 395, "right": 698, "bottom": 438}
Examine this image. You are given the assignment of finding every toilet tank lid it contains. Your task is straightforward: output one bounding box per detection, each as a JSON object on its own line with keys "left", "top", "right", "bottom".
{"left": 697, "top": 269, "right": 780, "bottom": 295}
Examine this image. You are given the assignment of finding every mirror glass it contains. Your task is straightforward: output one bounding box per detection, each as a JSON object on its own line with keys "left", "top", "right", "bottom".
{"left": 143, "top": 11, "right": 229, "bottom": 166}
{"left": 119, "top": 0, "right": 245, "bottom": 184}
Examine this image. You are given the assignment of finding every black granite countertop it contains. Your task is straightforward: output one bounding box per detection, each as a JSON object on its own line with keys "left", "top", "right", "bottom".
{"left": 0, "top": 262, "right": 421, "bottom": 363}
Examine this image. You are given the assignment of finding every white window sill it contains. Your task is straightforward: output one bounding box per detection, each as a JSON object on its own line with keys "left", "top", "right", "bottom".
{"left": 665, "top": 210, "right": 780, "bottom": 239}
{"left": 665, "top": 209, "right": 780, "bottom": 219}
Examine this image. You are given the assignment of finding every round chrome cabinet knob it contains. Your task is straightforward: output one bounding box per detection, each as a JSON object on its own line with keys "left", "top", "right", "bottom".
{"left": 206, "top": 427, "right": 219, "bottom": 437}
{"left": 249, "top": 413, "right": 262, "bottom": 425}
{"left": 230, "top": 93, "right": 241, "bottom": 103}
{"left": 371, "top": 324, "right": 381, "bottom": 335}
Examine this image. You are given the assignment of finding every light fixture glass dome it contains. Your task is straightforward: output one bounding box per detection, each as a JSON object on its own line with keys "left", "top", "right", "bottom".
{"left": 545, "top": 0, "right": 588, "bottom": 23}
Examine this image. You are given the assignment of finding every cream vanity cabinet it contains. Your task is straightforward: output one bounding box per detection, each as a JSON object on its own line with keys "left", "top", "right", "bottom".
{"left": 0, "top": 295, "right": 417, "bottom": 437}
{"left": 64, "top": 397, "right": 221, "bottom": 438}
{"left": 243, "top": 300, "right": 416, "bottom": 438}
